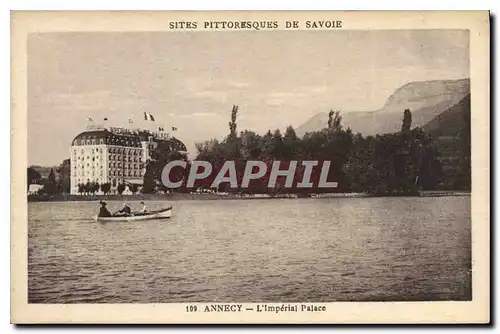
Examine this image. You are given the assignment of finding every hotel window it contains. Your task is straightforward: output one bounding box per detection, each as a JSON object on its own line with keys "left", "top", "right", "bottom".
{"left": 100, "top": 139, "right": 104, "bottom": 145}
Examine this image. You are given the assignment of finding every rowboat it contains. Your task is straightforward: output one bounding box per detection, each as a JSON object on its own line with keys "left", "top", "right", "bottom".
{"left": 94, "top": 206, "right": 173, "bottom": 222}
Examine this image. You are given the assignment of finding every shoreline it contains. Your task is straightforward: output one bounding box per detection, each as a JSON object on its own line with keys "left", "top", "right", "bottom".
{"left": 27, "top": 191, "right": 471, "bottom": 203}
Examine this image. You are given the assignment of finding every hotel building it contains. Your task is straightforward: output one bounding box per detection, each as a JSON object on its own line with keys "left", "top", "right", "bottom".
{"left": 70, "top": 125, "right": 186, "bottom": 195}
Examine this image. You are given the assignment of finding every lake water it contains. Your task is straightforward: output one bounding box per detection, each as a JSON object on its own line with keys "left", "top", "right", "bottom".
{"left": 28, "top": 197, "right": 471, "bottom": 303}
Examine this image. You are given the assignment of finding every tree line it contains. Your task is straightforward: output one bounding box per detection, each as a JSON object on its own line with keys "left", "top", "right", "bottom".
{"left": 27, "top": 160, "right": 140, "bottom": 196}
{"left": 27, "top": 159, "right": 70, "bottom": 196}
{"left": 143, "top": 105, "right": 469, "bottom": 196}
{"left": 28, "top": 104, "right": 470, "bottom": 197}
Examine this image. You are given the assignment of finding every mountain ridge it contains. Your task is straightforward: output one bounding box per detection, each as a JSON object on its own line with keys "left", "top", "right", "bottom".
{"left": 296, "top": 78, "right": 470, "bottom": 136}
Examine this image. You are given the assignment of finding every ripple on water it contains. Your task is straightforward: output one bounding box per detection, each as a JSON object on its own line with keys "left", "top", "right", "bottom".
{"left": 28, "top": 197, "right": 471, "bottom": 303}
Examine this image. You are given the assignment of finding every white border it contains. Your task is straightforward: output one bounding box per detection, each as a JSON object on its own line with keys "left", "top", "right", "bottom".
{"left": 4, "top": 1, "right": 497, "bottom": 334}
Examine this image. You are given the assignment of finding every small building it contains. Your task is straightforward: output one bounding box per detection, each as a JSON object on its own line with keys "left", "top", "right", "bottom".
{"left": 28, "top": 184, "right": 43, "bottom": 195}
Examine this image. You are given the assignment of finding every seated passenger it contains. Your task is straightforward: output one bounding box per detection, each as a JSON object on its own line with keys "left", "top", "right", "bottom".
{"left": 114, "top": 203, "right": 132, "bottom": 216}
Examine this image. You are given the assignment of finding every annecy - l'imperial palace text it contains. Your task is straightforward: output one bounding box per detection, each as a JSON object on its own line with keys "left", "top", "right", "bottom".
{"left": 70, "top": 121, "right": 186, "bottom": 195}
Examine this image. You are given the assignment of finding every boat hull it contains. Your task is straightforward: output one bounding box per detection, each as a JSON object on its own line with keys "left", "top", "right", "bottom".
{"left": 95, "top": 206, "right": 172, "bottom": 222}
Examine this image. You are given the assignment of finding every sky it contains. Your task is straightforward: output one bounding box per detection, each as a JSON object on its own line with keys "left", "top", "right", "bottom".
{"left": 27, "top": 30, "right": 469, "bottom": 166}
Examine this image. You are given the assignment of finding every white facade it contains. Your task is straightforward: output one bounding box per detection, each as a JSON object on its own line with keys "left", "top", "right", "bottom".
{"left": 69, "top": 127, "right": 185, "bottom": 195}
{"left": 70, "top": 132, "right": 147, "bottom": 195}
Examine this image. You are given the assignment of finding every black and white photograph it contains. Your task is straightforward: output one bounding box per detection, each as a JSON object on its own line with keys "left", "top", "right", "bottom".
{"left": 11, "top": 10, "right": 490, "bottom": 324}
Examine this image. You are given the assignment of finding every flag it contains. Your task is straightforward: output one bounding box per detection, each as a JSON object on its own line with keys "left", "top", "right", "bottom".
{"left": 87, "top": 117, "right": 93, "bottom": 122}
{"left": 104, "top": 117, "right": 108, "bottom": 121}
{"left": 172, "top": 126, "right": 177, "bottom": 131}
{"left": 129, "top": 118, "right": 133, "bottom": 124}
{"left": 144, "top": 112, "right": 155, "bottom": 121}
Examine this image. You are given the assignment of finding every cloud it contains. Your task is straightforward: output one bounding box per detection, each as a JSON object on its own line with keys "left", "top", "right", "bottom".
{"left": 38, "top": 90, "right": 151, "bottom": 113}
{"left": 263, "top": 85, "right": 332, "bottom": 106}
{"left": 178, "top": 112, "right": 219, "bottom": 119}
{"left": 192, "top": 91, "right": 228, "bottom": 103}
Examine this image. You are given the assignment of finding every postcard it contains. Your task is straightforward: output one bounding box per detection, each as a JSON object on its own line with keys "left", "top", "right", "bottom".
{"left": 11, "top": 10, "right": 490, "bottom": 324}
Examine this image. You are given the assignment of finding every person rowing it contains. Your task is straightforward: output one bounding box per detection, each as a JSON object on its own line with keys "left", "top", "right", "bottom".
{"left": 97, "top": 201, "right": 112, "bottom": 217}
{"left": 139, "top": 201, "right": 147, "bottom": 213}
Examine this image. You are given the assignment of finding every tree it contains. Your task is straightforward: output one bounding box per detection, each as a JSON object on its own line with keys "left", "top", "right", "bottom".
{"left": 401, "top": 108, "right": 412, "bottom": 132}
{"left": 260, "top": 130, "right": 274, "bottom": 157}
{"left": 240, "top": 130, "right": 262, "bottom": 159}
{"left": 100, "top": 182, "right": 111, "bottom": 195}
{"left": 270, "top": 129, "right": 284, "bottom": 159}
{"left": 27, "top": 167, "right": 41, "bottom": 190}
{"left": 91, "top": 182, "right": 100, "bottom": 195}
{"left": 328, "top": 110, "right": 342, "bottom": 132}
{"left": 129, "top": 183, "right": 139, "bottom": 194}
{"left": 84, "top": 181, "right": 92, "bottom": 195}
{"left": 283, "top": 125, "right": 300, "bottom": 160}
{"left": 56, "top": 159, "right": 71, "bottom": 194}
{"left": 44, "top": 169, "right": 57, "bottom": 195}
{"left": 228, "top": 105, "right": 238, "bottom": 140}
{"left": 142, "top": 161, "right": 157, "bottom": 194}
{"left": 143, "top": 137, "right": 189, "bottom": 193}
{"left": 117, "top": 183, "right": 126, "bottom": 195}
{"left": 77, "top": 183, "right": 85, "bottom": 195}
{"left": 223, "top": 105, "right": 242, "bottom": 160}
